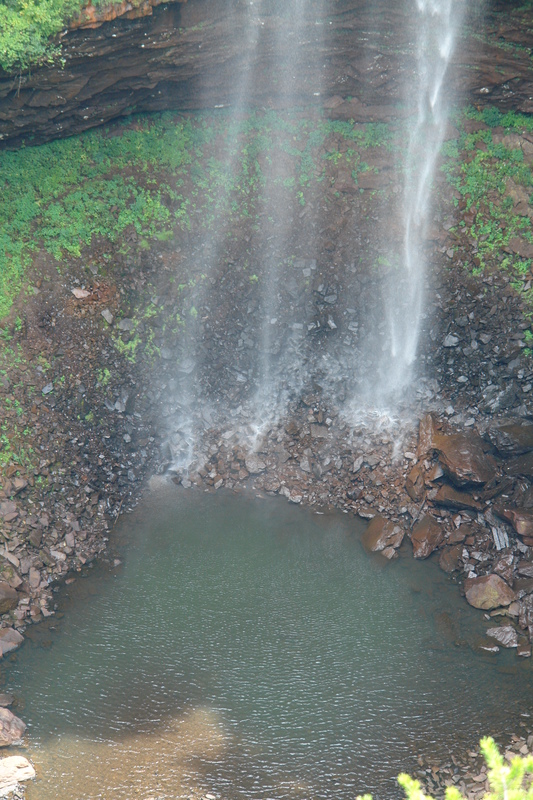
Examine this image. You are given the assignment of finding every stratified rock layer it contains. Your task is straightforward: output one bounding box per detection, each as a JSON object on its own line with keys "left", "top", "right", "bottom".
{"left": 0, "top": 0, "right": 533, "bottom": 147}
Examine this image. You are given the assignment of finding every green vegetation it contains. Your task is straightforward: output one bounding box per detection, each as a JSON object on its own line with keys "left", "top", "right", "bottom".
{"left": 0, "top": 0, "right": 125, "bottom": 73}
{"left": 442, "top": 106, "right": 533, "bottom": 293}
{"left": 0, "top": 109, "right": 393, "bottom": 321}
{"left": 359, "top": 738, "right": 533, "bottom": 800}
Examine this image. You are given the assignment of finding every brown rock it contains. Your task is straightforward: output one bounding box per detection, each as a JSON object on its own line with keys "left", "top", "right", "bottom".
{"left": 0, "top": 629, "right": 23, "bottom": 658}
{"left": 410, "top": 515, "right": 444, "bottom": 559}
{"left": 496, "top": 506, "right": 533, "bottom": 538}
{"left": 432, "top": 484, "right": 483, "bottom": 512}
{"left": 465, "top": 574, "right": 516, "bottom": 610}
{"left": 506, "top": 451, "right": 533, "bottom": 479}
{"left": 493, "top": 553, "right": 515, "bottom": 584}
{"left": 447, "top": 527, "right": 467, "bottom": 544}
{"left": 433, "top": 433, "right": 497, "bottom": 487}
{"left": 362, "top": 517, "right": 404, "bottom": 552}
{"left": 517, "top": 642, "right": 532, "bottom": 657}
{"left": 487, "top": 420, "right": 533, "bottom": 457}
{"left": 0, "top": 585, "right": 18, "bottom": 615}
{"left": 405, "top": 464, "right": 425, "bottom": 503}
{"left": 0, "top": 709, "right": 25, "bottom": 746}
{"left": 438, "top": 544, "right": 462, "bottom": 573}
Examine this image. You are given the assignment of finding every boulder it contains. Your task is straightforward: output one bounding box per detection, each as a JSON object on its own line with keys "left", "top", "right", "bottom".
{"left": 0, "top": 709, "right": 25, "bottom": 747}
{"left": 244, "top": 455, "right": 266, "bottom": 474}
{"left": 0, "top": 756, "right": 35, "bottom": 794}
{"left": 496, "top": 506, "right": 533, "bottom": 539}
{"left": 432, "top": 484, "right": 483, "bottom": 512}
{"left": 487, "top": 420, "right": 533, "bottom": 457}
{"left": 486, "top": 625, "right": 518, "bottom": 648}
{"left": 410, "top": 515, "right": 444, "bottom": 559}
{"left": 433, "top": 433, "right": 497, "bottom": 487}
{"left": 405, "top": 464, "right": 425, "bottom": 503}
{"left": 465, "top": 574, "right": 516, "bottom": 610}
{"left": 0, "top": 586, "right": 18, "bottom": 616}
{"left": 362, "top": 516, "right": 404, "bottom": 552}
{"left": 0, "top": 629, "right": 23, "bottom": 658}
{"left": 438, "top": 545, "right": 462, "bottom": 573}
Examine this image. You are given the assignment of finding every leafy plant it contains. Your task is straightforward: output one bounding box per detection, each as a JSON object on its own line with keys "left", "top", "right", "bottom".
{"left": 358, "top": 738, "right": 533, "bottom": 800}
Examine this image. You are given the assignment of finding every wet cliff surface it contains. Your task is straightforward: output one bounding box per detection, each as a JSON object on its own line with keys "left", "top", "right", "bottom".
{"left": 0, "top": 0, "right": 533, "bottom": 148}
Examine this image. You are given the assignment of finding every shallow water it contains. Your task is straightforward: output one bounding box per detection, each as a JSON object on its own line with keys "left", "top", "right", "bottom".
{"left": 5, "top": 485, "right": 533, "bottom": 799}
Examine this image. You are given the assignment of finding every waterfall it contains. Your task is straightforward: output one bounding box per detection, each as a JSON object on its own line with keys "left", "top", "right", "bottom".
{"left": 167, "top": 0, "right": 460, "bottom": 474}
{"left": 375, "top": 0, "right": 458, "bottom": 407}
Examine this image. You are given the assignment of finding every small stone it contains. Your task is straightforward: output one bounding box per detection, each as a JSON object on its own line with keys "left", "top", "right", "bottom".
{"left": 42, "top": 383, "right": 53, "bottom": 395}
{"left": 117, "top": 318, "right": 135, "bottom": 331}
{"left": 101, "top": 309, "right": 114, "bottom": 325}
{"left": 444, "top": 334, "right": 460, "bottom": 347}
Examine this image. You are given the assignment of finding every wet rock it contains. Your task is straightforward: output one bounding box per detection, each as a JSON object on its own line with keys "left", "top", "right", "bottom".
{"left": 405, "top": 464, "right": 425, "bottom": 503}
{"left": 496, "top": 506, "right": 533, "bottom": 539}
{"left": 0, "top": 756, "right": 35, "bottom": 793}
{"left": 486, "top": 625, "right": 519, "bottom": 648}
{"left": 433, "top": 433, "right": 497, "bottom": 487}
{"left": 0, "top": 709, "right": 25, "bottom": 746}
{"left": 518, "top": 562, "right": 533, "bottom": 578}
{"left": 417, "top": 414, "right": 435, "bottom": 458}
{"left": 438, "top": 545, "right": 462, "bottom": 573}
{"left": 0, "top": 585, "right": 18, "bottom": 615}
{"left": 486, "top": 420, "right": 533, "bottom": 457}
{"left": 0, "top": 629, "right": 23, "bottom": 658}
{"left": 0, "top": 697, "right": 13, "bottom": 709}
{"left": 517, "top": 642, "right": 532, "bottom": 657}
{"left": 361, "top": 516, "right": 404, "bottom": 552}
{"left": 493, "top": 553, "right": 515, "bottom": 584}
{"left": 464, "top": 574, "right": 516, "bottom": 610}
{"left": 410, "top": 515, "right": 444, "bottom": 559}
{"left": 244, "top": 456, "right": 266, "bottom": 474}
{"left": 506, "top": 452, "right": 533, "bottom": 479}
{"left": 432, "top": 484, "right": 483, "bottom": 512}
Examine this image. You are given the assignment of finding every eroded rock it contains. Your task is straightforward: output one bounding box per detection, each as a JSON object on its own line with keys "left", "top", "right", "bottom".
{"left": 410, "top": 515, "right": 444, "bottom": 559}
{"left": 486, "top": 625, "right": 519, "bottom": 648}
{"left": 433, "top": 433, "right": 497, "bottom": 487}
{"left": 361, "top": 516, "right": 404, "bottom": 552}
{"left": 465, "top": 574, "right": 516, "bottom": 610}
{"left": 0, "top": 709, "right": 25, "bottom": 747}
{"left": 0, "top": 756, "right": 35, "bottom": 794}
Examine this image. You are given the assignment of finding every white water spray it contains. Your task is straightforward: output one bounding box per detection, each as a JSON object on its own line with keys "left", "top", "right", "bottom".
{"left": 378, "top": 0, "right": 459, "bottom": 406}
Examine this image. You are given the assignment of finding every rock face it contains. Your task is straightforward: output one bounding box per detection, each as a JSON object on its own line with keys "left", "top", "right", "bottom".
{"left": 0, "top": 0, "right": 532, "bottom": 147}
{"left": 433, "top": 433, "right": 497, "bottom": 487}
{"left": 464, "top": 574, "right": 516, "bottom": 610}
{"left": 362, "top": 516, "right": 404, "bottom": 553}
{"left": 410, "top": 515, "right": 444, "bottom": 559}
{"left": 0, "top": 709, "right": 25, "bottom": 747}
{"left": 0, "top": 756, "right": 35, "bottom": 794}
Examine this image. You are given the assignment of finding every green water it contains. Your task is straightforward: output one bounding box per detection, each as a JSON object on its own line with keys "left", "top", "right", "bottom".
{"left": 5, "top": 484, "right": 533, "bottom": 799}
